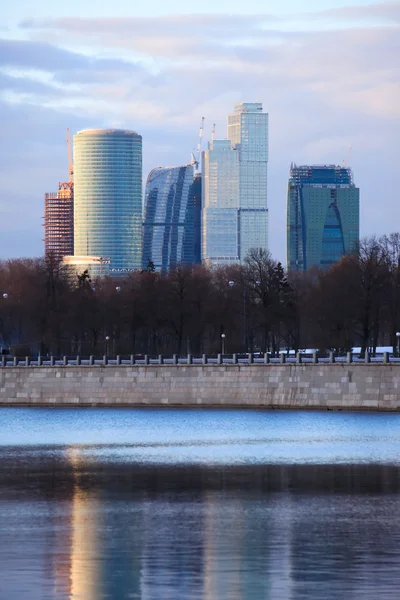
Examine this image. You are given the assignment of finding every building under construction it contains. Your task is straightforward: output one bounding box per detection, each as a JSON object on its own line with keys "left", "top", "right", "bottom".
{"left": 43, "top": 130, "right": 74, "bottom": 260}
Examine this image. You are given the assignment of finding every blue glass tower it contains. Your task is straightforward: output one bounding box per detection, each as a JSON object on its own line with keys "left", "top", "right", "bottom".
{"left": 287, "top": 164, "right": 360, "bottom": 271}
{"left": 73, "top": 129, "right": 142, "bottom": 275}
{"left": 142, "top": 165, "right": 201, "bottom": 272}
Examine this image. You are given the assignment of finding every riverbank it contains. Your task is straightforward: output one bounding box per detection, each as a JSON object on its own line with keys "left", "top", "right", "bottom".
{"left": 1, "top": 364, "right": 400, "bottom": 410}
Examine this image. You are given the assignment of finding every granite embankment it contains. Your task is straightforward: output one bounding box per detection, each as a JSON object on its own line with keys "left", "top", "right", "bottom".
{"left": 1, "top": 364, "right": 400, "bottom": 410}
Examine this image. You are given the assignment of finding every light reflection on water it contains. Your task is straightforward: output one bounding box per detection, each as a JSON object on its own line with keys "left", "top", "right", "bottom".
{"left": 1, "top": 409, "right": 400, "bottom": 598}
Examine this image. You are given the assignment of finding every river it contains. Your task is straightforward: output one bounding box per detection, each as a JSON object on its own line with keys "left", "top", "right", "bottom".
{"left": 1, "top": 408, "right": 400, "bottom": 599}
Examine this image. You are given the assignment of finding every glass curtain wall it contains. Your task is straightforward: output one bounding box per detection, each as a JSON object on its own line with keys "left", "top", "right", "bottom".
{"left": 142, "top": 165, "right": 201, "bottom": 272}
{"left": 73, "top": 129, "right": 142, "bottom": 276}
{"left": 287, "top": 165, "right": 360, "bottom": 271}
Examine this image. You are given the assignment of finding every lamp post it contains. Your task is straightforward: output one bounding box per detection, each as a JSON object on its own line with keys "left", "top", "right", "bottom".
{"left": 0, "top": 292, "right": 8, "bottom": 355}
{"left": 396, "top": 332, "right": 400, "bottom": 356}
{"left": 221, "top": 333, "right": 226, "bottom": 355}
{"left": 105, "top": 335, "right": 110, "bottom": 356}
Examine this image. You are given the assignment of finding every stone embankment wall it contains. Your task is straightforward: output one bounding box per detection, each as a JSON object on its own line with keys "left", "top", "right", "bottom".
{"left": 1, "top": 364, "right": 400, "bottom": 410}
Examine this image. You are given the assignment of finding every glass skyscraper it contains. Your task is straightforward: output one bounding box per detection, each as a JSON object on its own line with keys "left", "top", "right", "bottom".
{"left": 287, "top": 164, "right": 360, "bottom": 272}
{"left": 142, "top": 164, "right": 201, "bottom": 272}
{"left": 73, "top": 129, "right": 142, "bottom": 276}
{"left": 202, "top": 140, "right": 240, "bottom": 265}
{"left": 202, "top": 103, "right": 269, "bottom": 266}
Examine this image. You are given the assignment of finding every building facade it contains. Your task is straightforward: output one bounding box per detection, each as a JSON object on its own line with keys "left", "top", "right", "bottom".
{"left": 73, "top": 129, "right": 142, "bottom": 276}
{"left": 202, "top": 103, "right": 269, "bottom": 266}
{"left": 228, "top": 102, "right": 269, "bottom": 259}
{"left": 287, "top": 164, "right": 360, "bottom": 272}
{"left": 202, "top": 140, "right": 240, "bottom": 265}
{"left": 44, "top": 181, "right": 74, "bottom": 260}
{"left": 142, "top": 165, "right": 201, "bottom": 272}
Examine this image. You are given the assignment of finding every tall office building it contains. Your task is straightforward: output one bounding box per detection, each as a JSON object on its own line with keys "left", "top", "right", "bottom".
{"left": 287, "top": 164, "right": 360, "bottom": 271}
{"left": 142, "top": 164, "right": 201, "bottom": 272}
{"left": 44, "top": 181, "right": 74, "bottom": 260}
{"left": 202, "top": 102, "right": 268, "bottom": 266}
{"left": 73, "top": 129, "right": 142, "bottom": 276}
{"left": 202, "top": 140, "right": 240, "bottom": 265}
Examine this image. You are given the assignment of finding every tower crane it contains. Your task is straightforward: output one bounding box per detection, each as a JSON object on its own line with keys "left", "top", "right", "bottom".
{"left": 342, "top": 146, "right": 352, "bottom": 168}
{"left": 66, "top": 128, "right": 74, "bottom": 182}
{"left": 196, "top": 117, "right": 205, "bottom": 169}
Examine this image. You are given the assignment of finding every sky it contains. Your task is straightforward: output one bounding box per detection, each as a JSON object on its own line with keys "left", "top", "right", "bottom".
{"left": 0, "top": 0, "right": 399, "bottom": 262}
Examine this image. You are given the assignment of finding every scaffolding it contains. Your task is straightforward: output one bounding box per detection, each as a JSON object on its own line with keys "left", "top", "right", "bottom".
{"left": 43, "top": 129, "right": 74, "bottom": 260}
{"left": 44, "top": 181, "right": 74, "bottom": 260}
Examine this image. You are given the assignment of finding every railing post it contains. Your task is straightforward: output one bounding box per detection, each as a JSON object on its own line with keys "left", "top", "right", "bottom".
{"left": 346, "top": 352, "right": 353, "bottom": 364}
{"left": 172, "top": 354, "right": 178, "bottom": 365}
{"left": 144, "top": 355, "right": 149, "bottom": 365}
{"left": 217, "top": 354, "right": 222, "bottom": 365}
{"left": 116, "top": 355, "right": 121, "bottom": 366}
{"left": 103, "top": 355, "right": 107, "bottom": 366}
{"left": 248, "top": 353, "right": 253, "bottom": 365}
{"left": 13, "top": 356, "right": 18, "bottom": 367}
{"left": 76, "top": 355, "right": 81, "bottom": 366}
{"left": 329, "top": 351, "right": 335, "bottom": 364}
{"left": 25, "top": 356, "right": 30, "bottom": 367}
{"left": 296, "top": 352, "right": 302, "bottom": 364}
{"left": 202, "top": 354, "right": 208, "bottom": 365}
{"left": 233, "top": 353, "right": 238, "bottom": 365}
{"left": 89, "top": 355, "right": 94, "bottom": 366}
{"left": 50, "top": 356, "right": 55, "bottom": 367}
{"left": 130, "top": 354, "right": 135, "bottom": 366}
{"left": 1, "top": 356, "right": 5, "bottom": 368}
{"left": 280, "top": 353, "right": 286, "bottom": 364}
{"left": 187, "top": 354, "right": 193, "bottom": 365}
{"left": 37, "top": 355, "right": 42, "bottom": 367}
{"left": 312, "top": 351, "right": 318, "bottom": 364}
{"left": 158, "top": 354, "right": 163, "bottom": 365}
{"left": 383, "top": 351, "right": 389, "bottom": 364}
{"left": 264, "top": 353, "right": 270, "bottom": 365}
{"left": 63, "top": 356, "right": 67, "bottom": 367}
{"left": 365, "top": 350, "right": 371, "bottom": 363}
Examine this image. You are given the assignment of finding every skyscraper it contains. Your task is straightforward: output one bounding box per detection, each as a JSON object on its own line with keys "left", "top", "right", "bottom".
{"left": 44, "top": 129, "right": 74, "bottom": 261}
{"left": 202, "top": 102, "right": 269, "bottom": 266}
{"left": 202, "top": 140, "right": 240, "bottom": 265}
{"left": 142, "top": 164, "right": 201, "bottom": 272}
{"left": 287, "top": 164, "right": 360, "bottom": 272}
{"left": 44, "top": 181, "right": 74, "bottom": 260}
{"left": 73, "top": 129, "right": 142, "bottom": 276}
{"left": 228, "top": 102, "right": 269, "bottom": 258}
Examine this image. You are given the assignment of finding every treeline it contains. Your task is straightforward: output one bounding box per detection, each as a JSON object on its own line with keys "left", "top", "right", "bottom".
{"left": 1, "top": 234, "right": 400, "bottom": 357}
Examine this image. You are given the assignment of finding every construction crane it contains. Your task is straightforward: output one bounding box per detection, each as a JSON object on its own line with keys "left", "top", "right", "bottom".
{"left": 196, "top": 117, "right": 205, "bottom": 168}
{"left": 342, "top": 146, "right": 352, "bottom": 168}
{"left": 66, "top": 128, "right": 74, "bottom": 182}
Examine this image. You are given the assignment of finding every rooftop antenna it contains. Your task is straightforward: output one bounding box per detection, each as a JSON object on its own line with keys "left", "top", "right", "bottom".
{"left": 66, "top": 128, "right": 73, "bottom": 182}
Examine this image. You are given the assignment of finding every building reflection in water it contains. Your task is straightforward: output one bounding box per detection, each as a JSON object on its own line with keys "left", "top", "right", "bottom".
{"left": 67, "top": 447, "right": 101, "bottom": 600}
{"left": 4, "top": 450, "right": 400, "bottom": 599}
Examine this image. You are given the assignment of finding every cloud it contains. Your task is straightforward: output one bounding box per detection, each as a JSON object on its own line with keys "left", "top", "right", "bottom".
{"left": 317, "top": 1, "right": 400, "bottom": 23}
{"left": 0, "top": 3, "right": 399, "bottom": 261}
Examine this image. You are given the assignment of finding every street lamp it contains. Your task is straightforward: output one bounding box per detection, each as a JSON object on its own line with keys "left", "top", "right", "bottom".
{"left": 115, "top": 286, "right": 121, "bottom": 293}
{"left": 2, "top": 293, "right": 8, "bottom": 299}
{"left": 396, "top": 332, "right": 400, "bottom": 356}
{"left": 105, "top": 335, "right": 110, "bottom": 356}
{"left": 221, "top": 333, "right": 226, "bottom": 355}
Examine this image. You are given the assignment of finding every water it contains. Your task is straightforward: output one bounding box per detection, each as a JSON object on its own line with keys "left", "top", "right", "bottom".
{"left": 1, "top": 409, "right": 400, "bottom": 599}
